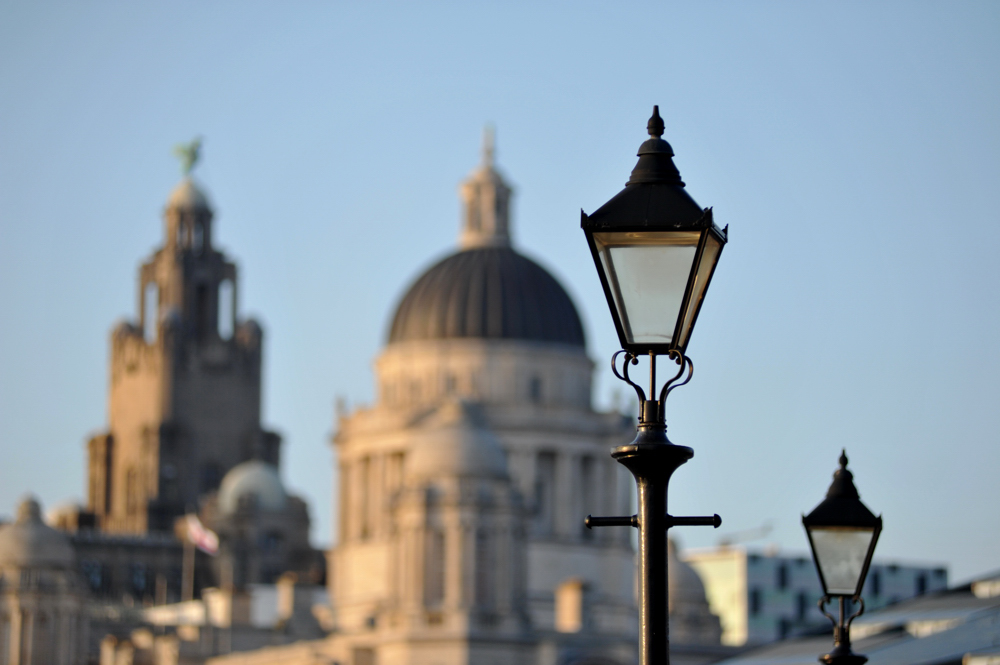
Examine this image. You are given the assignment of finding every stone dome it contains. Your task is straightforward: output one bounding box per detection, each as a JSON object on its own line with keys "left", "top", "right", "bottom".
{"left": 668, "top": 538, "right": 723, "bottom": 646}
{"left": 668, "top": 539, "right": 710, "bottom": 610}
{"left": 167, "top": 177, "right": 212, "bottom": 211}
{"left": 388, "top": 247, "right": 585, "bottom": 347}
{"left": 405, "top": 401, "right": 508, "bottom": 481}
{"left": 218, "top": 461, "right": 287, "bottom": 515}
{"left": 0, "top": 497, "right": 75, "bottom": 569}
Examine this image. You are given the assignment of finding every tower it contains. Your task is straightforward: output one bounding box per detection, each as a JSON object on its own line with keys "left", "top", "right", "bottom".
{"left": 86, "top": 146, "right": 280, "bottom": 534}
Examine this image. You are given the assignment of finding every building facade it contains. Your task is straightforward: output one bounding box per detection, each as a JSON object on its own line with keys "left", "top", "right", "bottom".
{"left": 683, "top": 545, "right": 949, "bottom": 646}
{"left": 0, "top": 497, "right": 89, "bottom": 664}
{"left": 50, "top": 165, "right": 321, "bottom": 610}
{"left": 209, "top": 134, "right": 729, "bottom": 665}
{"left": 327, "top": 136, "right": 640, "bottom": 665}
{"left": 85, "top": 176, "right": 280, "bottom": 535}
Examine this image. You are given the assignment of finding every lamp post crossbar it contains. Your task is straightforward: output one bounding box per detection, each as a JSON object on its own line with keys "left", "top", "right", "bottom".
{"left": 588, "top": 350, "right": 720, "bottom": 665}
{"left": 585, "top": 514, "right": 721, "bottom": 529}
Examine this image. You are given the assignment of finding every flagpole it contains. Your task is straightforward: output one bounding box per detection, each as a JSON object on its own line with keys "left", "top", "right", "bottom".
{"left": 182, "top": 539, "right": 195, "bottom": 602}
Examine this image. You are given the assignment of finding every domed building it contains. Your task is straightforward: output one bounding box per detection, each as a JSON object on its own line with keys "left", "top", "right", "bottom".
{"left": 318, "top": 135, "right": 640, "bottom": 665}
{"left": 0, "top": 497, "right": 88, "bottom": 664}
{"left": 200, "top": 460, "right": 321, "bottom": 588}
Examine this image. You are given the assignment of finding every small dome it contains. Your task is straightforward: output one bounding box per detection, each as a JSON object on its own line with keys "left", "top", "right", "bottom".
{"left": 218, "top": 461, "right": 287, "bottom": 515}
{"left": 668, "top": 539, "right": 710, "bottom": 609}
{"left": 388, "top": 247, "right": 585, "bottom": 347}
{"left": 167, "top": 178, "right": 212, "bottom": 212}
{"left": 406, "top": 402, "right": 508, "bottom": 481}
{"left": 0, "top": 497, "right": 75, "bottom": 568}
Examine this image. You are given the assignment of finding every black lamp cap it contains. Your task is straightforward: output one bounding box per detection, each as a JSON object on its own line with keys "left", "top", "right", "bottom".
{"left": 629, "top": 106, "right": 684, "bottom": 186}
{"left": 803, "top": 450, "right": 880, "bottom": 529}
{"left": 582, "top": 106, "right": 706, "bottom": 232}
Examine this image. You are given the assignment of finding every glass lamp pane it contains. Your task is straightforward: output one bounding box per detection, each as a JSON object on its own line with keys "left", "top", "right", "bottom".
{"left": 677, "top": 234, "right": 722, "bottom": 350}
{"left": 593, "top": 231, "right": 700, "bottom": 345}
{"left": 810, "top": 527, "right": 875, "bottom": 595}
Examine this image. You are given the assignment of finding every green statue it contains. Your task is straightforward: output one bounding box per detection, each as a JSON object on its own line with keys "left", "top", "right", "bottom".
{"left": 173, "top": 137, "right": 202, "bottom": 176}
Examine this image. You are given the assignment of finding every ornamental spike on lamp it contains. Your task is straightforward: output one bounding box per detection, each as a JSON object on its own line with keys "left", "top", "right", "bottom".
{"left": 803, "top": 450, "right": 883, "bottom": 665}
{"left": 581, "top": 107, "right": 726, "bottom": 665}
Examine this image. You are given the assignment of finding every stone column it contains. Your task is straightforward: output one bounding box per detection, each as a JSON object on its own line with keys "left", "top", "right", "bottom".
{"left": 555, "top": 452, "right": 575, "bottom": 537}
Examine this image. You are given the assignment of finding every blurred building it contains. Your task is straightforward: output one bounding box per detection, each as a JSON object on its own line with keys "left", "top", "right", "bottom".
{"left": 683, "top": 545, "right": 948, "bottom": 646}
{"left": 0, "top": 497, "right": 89, "bottom": 664}
{"left": 711, "top": 570, "right": 1000, "bottom": 665}
{"left": 207, "top": 135, "right": 733, "bottom": 665}
{"left": 55, "top": 171, "right": 323, "bottom": 606}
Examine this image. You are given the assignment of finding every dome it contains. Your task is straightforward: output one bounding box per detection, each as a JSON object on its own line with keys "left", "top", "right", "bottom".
{"left": 668, "top": 539, "right": 710, "bottom": 610}
{"left": 0, "top": 497, "right": 75, "bottom": 569}
{"left": 405, "top": 401, "right": 508, "bottom": 481}
{"left": 218, "top": 461, "right": 287, "bottom": 515}
{"left": 388, "top": 247, "right": 585, "bottom": 347}
{"left": 167, "top": 178, "right": 212, "bottom": 211}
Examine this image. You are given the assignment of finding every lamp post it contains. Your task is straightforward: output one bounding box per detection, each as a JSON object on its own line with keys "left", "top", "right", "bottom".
{"left": 581, "top": 107, "right": 727, "bottom": 665}
{"left": 803, "top": 451, "right": 882, "bottom": 665}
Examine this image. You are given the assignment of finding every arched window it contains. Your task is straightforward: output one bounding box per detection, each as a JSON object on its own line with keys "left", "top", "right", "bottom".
{"left": 218, "top": 279, "right": 234, "bottom": 339}
{"left": 144, "top": 282, "right": 159, "bottom": 342}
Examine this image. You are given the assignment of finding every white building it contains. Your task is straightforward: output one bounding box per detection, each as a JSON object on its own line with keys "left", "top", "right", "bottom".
{"left": 683, "top": 545, "right": 948, "bottom": 646}
{"left": 208, "top": 134, "right": 729, "bottom": 665}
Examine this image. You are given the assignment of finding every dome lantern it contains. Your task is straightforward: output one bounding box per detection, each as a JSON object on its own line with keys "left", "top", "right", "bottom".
{"left": 459, "top": 126, "right": 513, "bottom": 250}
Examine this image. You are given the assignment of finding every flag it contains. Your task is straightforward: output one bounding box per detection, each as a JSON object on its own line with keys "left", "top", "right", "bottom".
{"left": 185, "top": 514, "right": 219, "bottom": 555}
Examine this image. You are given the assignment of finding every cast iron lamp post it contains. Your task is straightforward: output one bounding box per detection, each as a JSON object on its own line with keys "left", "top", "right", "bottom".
{"left": 581, "top": 107, "right": 727, "bottom": 665}
{"left": 803, "top": 451, "right": 882, "bottom": 665}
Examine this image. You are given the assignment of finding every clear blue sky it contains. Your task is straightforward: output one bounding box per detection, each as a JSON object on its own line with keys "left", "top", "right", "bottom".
{"left": 1, "top": 2, "right": 997, "bottom": 582}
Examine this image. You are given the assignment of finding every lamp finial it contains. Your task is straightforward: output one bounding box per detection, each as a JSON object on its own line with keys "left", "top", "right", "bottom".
{"left": 839, "top": 449, "right": 849, "bottom": 469}
{"left": 647, "top": 106, "right": 664, "bottom": 139}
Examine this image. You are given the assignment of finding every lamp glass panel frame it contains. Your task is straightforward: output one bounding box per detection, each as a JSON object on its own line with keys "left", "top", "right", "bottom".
{"left": 805, "top": 521, "right": 882, "bottom": 598}
{"left": 586, "top": 227, "right": 725, "bottom": 355}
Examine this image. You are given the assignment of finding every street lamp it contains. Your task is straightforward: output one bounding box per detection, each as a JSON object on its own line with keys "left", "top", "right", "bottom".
{"left": 582, "top": 107, "right": 727, "bottom": 665}
{"left": 803, "top": 451, "right": 882, "bottom": 665}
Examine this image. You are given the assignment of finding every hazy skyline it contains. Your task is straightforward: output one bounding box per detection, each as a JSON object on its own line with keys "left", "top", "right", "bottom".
{"left": 1, "top": 2, "right": 998, "bottom": 582}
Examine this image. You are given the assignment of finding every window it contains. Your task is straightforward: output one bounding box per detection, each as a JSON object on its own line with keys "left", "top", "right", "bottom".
{"left": 475, "top": 530, "right": 493, "bottom": 608}
{"left": 195, "top": 284, "right": 210, "bottom": 339}
{"left": 796, "top": 591, "right": 808, "bottom": 620}
{"left": 555, "top": 579, "right": 587, "bottom": 633}
{"left": 200, "top": 462, "right": 222, "bottom": 493}
{"left": 749, "top": 588, "right": 762, "bottom": 615}
{"left": 144, "top": 282, "right": 159, "bottom": 342}
{"left": 916, "top": 573, "right": 927, "bottom": 596}
{"left": 192, "top": 223, "right": 204, "bottom": 253}
{"left": 424, "top": 530, "right": 445, "bottom": 606}
{"left": 580, "top": 456, "right": 595, "bottom": 539}
{"left": 359, "top": 458, "right": 371, "bottom": 540}
{"left": 126, "top": 468, "right": 141, "bottom": 516}
{"left": 218, "top": 279, "right": 234, "bottom": 339}
{"left": 534, "top": 453, "right": 556, "bottom": 536}
{"left": 529, "top": 376, "right": 543, "bottom": 403}
{"left": 869, "top": 569, "right": 881, "bottom": 596}
{"left": 777, "top": 564, "right": 789, "bottom": 590}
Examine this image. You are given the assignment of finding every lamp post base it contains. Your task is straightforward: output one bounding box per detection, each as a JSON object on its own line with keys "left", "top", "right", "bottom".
{"left": 612, "top": 426, "right": 692, "bottom": 665}
{"left": 820, "top": 645, "right": 868, "bottom": 665}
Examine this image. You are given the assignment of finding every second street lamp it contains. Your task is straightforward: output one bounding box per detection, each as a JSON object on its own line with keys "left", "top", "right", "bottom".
{"left": 582, "top": 107, "right": 727, "bottom": 665}
{"left": 803, "top": 451, "right": 883, "bottom": 665}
